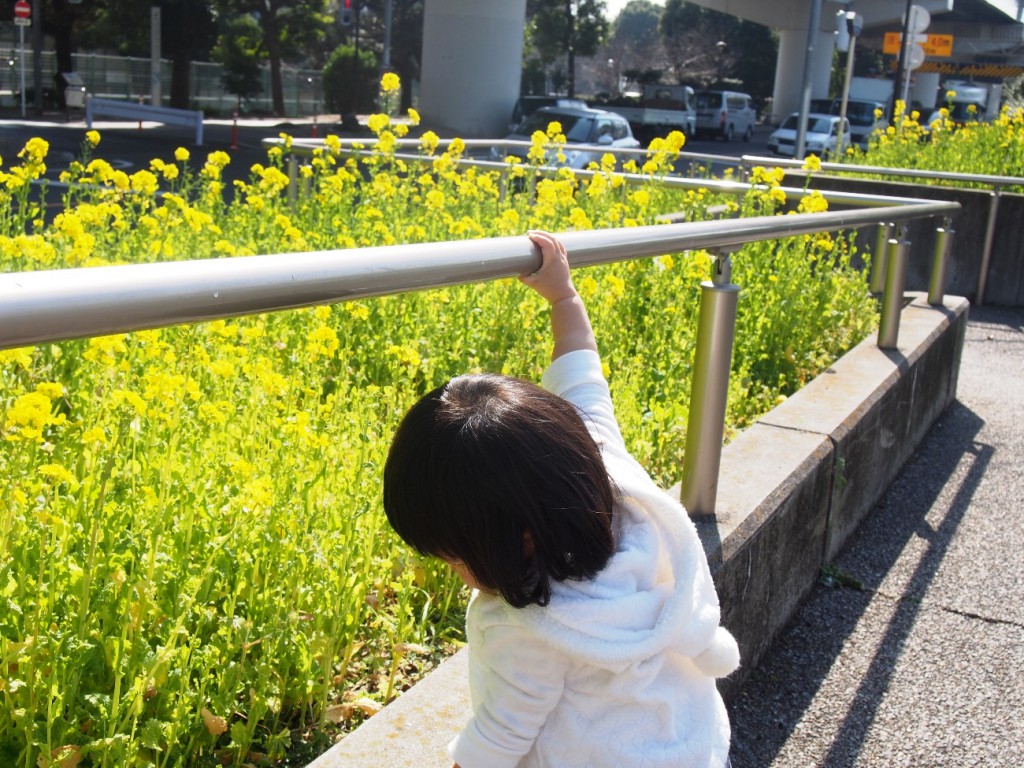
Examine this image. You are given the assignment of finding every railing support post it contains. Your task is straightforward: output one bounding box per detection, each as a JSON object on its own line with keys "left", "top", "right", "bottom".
{"left": 288, "top": 154, "right": 299, "bottom": 209}
{"left": 878, "top": 233, "right": 911, "bottom": 349}
{"left": 869, "top": 221, "right": 892, "bottom": 294}
{"left": 928, "top": 219, "right": 954, "bottom": 306}
{"left": 976, "top": 188, "right": 1001, "bottom": 306}
{"left": 681, "top": 249, "right": 741, "bottom": 518}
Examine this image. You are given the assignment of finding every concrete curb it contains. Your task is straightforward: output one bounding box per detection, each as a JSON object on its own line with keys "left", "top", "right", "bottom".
{"left": 700, "top": 293, "right": 968, "bottom": 699}
{"left": 309, "top": 292, "right": 968, "bottom": 767}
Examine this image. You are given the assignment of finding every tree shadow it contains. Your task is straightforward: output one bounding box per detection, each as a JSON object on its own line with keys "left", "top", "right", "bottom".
{"left": 727, "top": 398, "right": 990, "bottom": 767}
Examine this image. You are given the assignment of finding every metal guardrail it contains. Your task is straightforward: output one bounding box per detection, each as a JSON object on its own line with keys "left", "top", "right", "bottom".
{"left": 0, "top": 150, "right": 961, "bottom": 517}
{"left": 85, "top": 97, "right": 205, "bottom": 146}
{"left": 741, "top": 154, "right": 1024, "bottom": 305}
{"left": 271, "top": 137, "right": 963, "bottom": 213}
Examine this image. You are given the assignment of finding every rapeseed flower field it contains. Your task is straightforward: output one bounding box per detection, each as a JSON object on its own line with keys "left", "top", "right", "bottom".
{"left": 1, "top": 76, "right": 880, "bottom": 766}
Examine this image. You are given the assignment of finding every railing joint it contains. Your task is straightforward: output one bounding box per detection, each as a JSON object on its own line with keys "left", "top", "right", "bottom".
{"left": 708, "top": 246, "right": 739, "bottom": 286}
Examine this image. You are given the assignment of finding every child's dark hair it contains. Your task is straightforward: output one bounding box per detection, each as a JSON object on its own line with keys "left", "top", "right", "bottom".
{"left": 383, "top": 373, "right": 616, "bottom": 608}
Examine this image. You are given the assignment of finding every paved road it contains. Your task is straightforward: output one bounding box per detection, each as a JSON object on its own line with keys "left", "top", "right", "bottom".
{"left": 728, "top": 304, "right": 1024, "bottom": 767}
{"left": 0, "top": 111, "right": 774, "bottom": 198}
{"left": 0, "top": 112, "right": 322, "bottom": 196}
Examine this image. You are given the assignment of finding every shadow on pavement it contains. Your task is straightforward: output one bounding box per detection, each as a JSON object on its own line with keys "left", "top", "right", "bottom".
{"left": 727, "top": 399, "right": 989, "bottom": 766}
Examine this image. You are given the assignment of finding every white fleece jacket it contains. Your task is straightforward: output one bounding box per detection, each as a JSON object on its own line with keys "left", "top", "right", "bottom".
{"left": 448, "top": 349, "right": 740, "bottom": 768}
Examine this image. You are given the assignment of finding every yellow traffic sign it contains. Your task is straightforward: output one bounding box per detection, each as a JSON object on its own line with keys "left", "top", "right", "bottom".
{"left": 883, "top": 32, "right": 953, "bottom": 57}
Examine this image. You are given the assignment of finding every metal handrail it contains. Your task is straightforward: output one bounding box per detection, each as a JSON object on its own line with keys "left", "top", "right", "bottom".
{"left": 739, "top": 154, "right": 1024, "bottom": 189}
{"left": 271, "top": 137, "right": 962, "bottom": 212}
{"left": 280, "top": 136, "right": 744, "bottom": 172}
{"left": 0, "top": 206, "right": 956, "bottom": 351}
{"left": 0, "top": 145, "right": 961, "bottom": 517}
{"left": 741, "top": 154, "right": 1024, "bottom": 305}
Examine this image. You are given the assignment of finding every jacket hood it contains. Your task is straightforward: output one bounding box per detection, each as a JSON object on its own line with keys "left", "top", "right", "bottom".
{"left": 492, "top": 451, "right": 724, "bottom": 673}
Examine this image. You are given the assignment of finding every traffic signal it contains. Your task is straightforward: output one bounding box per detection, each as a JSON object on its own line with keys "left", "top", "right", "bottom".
{"left": 340, "top": 0, "right": 353, "bottom": 26}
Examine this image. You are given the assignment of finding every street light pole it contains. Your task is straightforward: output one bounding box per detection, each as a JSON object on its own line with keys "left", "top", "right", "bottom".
{"left": 837, "top": 8, "right": 861, "bottom": 155}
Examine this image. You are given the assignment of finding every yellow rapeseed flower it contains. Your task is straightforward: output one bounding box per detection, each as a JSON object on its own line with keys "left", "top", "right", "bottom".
{"left": 86, "top": 130, "right": 101, "bottom": 146}
{"left": 368, "top": 113, "right": 391, "bottom": 134}
{"left": 38, "top": 463, "right": 79, "bottom": 488}
{"left": 0, "top": 346, "right": 34, "bottom": 369}
{"left": 802, "top": 154, "right": 822, "bottom": 172}
{"left": 21, "top": 137, "right": 49, "bottom": 162}
{"left": 798, "top": 190, "right": 828, "bottom": 214}
{"left": 130, "top": 169, "right": 159, "bottom": 196}
{"left": 420, "top": 130, "right": 440, "bottom": 154}
{"left": 381, "top": 72, "right": 401, "bottom": 93}
{"left": 175, "top": 147, "right": 190, "bottom": 162}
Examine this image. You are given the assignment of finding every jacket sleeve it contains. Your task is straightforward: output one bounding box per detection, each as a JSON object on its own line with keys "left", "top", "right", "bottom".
{"left": 541, "top": 349, "right": 626, "bottom": 452}
{"left": 448, "top": 621, "right": 568, "bottom": 768}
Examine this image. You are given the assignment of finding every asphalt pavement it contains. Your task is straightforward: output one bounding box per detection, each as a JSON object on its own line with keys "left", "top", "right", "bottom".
{"left": 0, "top": 108, "right": 773, "bottom": 196}
{"left": 727, "top": 304, "right": 1024, "bottom": 767}
{"left": 0, "top": 108, "right": 339, "bottom": 195}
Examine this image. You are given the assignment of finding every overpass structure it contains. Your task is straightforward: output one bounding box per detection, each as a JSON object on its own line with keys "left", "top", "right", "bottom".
{"left": 418, "top": 0, "right": 1024, "bottom": 136}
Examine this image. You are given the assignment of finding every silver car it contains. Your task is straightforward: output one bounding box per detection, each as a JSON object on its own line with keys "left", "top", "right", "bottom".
{"left": 767, "top": 112, "right": 852, "bottom": 158}
{"left": 493, "top": 106, "right": 640, "bottom": 169}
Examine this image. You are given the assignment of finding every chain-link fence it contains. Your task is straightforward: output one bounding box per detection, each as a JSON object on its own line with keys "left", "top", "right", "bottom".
{"left": 0, "top": 34, "right": 322, "bottom": 116}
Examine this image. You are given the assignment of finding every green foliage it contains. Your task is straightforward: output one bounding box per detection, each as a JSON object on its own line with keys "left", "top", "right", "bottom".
{"left": 213, "top": 0, "right": 332, "bottom": 115}
{"left": 322, "top": 44, "right": 380, "bottom": 115}
{"left": 612, "top": 0, "right": 662, "bottom": 51}
{"left": 214, "top": 15, "right": 265, "bottom": 104}
{"left": 659, "top": 0, "right": 776, "bottom": 100}
{"left": 0, "top": 117, "right": 876, "bottom": 764}
{"left": 527, "top": 0, "right": 609, "bottom": 96}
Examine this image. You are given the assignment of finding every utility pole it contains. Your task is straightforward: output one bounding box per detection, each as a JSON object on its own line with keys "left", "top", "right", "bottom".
{"left": 382, "top": 0, "right": 392, "bottom": 73}
{"left": 836, "top": 7, "right": 862, "bottom": 155}
{"left": 891, "top": 0, "right": 914, "bottom": 116}
{"left": 795, "top": 0, "right": 823, "bottom": 159}
{"left": 151, "top": 5, "right": 162, "bottom": 107}
{"left": 32, "top": 0, "right": 42, "bottom": 113}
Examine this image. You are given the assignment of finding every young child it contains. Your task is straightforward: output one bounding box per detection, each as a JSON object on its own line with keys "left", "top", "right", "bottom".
{"left": 383, "top": 230, "right": 739, "bottom": 768}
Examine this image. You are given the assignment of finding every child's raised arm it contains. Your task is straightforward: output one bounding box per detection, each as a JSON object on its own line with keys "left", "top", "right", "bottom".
{"left": 519, "top": 231, "right": 598, "bottom": 361}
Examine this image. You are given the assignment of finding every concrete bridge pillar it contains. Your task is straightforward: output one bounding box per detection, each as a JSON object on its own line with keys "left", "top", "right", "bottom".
{"left": 419, "top": 0, "right": 526, "bottom": 138}
{"left": 770, "top": 26, "right": 836, "bottom": 124}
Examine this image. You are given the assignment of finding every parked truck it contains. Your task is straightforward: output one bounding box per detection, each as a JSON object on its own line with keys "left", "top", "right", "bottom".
{"left": 940, "top": 80, "right": 1003, "bottom": 122}
{"left": 599, "top": 84, "right": 696, "bottom": 144}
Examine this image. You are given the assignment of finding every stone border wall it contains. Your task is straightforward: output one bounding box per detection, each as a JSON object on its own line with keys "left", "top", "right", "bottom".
{"left": 786, "top": 172, "right": 1024, "bottom": 307}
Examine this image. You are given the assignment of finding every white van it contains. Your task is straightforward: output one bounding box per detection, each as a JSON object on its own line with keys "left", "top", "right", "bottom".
{"left": 693, "top": 90, "right": 757, "bottom": 142}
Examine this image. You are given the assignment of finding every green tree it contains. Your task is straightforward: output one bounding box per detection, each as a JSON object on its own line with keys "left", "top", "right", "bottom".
{"left": 342, "top": 0, "right": 424, "bottom": 111}
{"left": 7, "top": 0, "right": 212, "bottom": 111}
{"left": 322, "top": 43, "right": 378, "bottom": 114}
{"left": 214, "top": 15, "right": 265, "bottom": 109}
{"left": 162, "top": 0, "right": 220, "bottom": 109}
{"left": 528, "top": 0, "right": 608, "bottom": 97}
{"left": 730, "top": 18, "right": 777, "bottom": 108}
{"left": 75, "top": 0, "right": 217, "bottom": 110}
{"left": 660, "top": 0, "right": 775, "bottom": 102}
{"left": 613, "top": 0, "right": 661, "bottom": 52}
{"left": 607, "top": 0, "right": 665, "bottom": 92}
{"left": 214, "top": 0, "right": 332, "bottom": 116}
